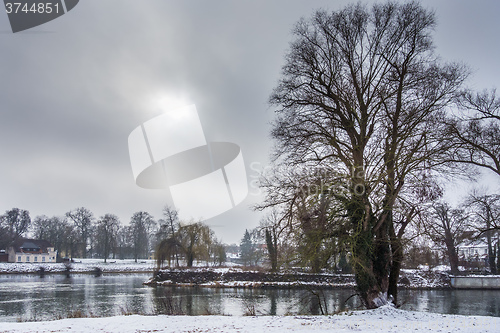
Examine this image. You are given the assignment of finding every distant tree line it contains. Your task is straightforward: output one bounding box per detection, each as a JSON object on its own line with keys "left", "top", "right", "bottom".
{"left": 0, "top": 205, "right": 225, "bottom": 265}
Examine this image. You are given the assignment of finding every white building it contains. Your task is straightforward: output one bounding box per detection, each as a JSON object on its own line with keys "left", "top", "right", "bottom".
{"left": 7, "top": 239, "right": 57, "bottom": 263}
{"left": 458, "top": 242, "right": 489, "bottom": 260}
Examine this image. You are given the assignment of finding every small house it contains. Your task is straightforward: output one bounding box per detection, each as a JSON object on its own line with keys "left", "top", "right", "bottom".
{"left": 7, "top": 239, "right": 57, "bottom": 263}
{"left": 0, "top": 250, "right": 8, "bottom": 262}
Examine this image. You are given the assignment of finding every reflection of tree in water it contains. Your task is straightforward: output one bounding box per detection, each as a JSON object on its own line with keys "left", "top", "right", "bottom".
{"left": 296, "top": 289, "right": 327, "bottom": 315}
{"left": 312, "top": 289, "right": 364, "bottom": 314}
{"left": 486, "top": 291, "right": 500, "bottom": 317}
{"left": 153, "top": 287, "right": 185, "bottom": 315}
{"left": 269, "top": 289, "right": 277, "bottom": 315}
{"left": 453, "top": 290, "right": 500, "bottom": 317}
{"left": 153, "top": 287, "right": 225, "bottom": 315}
{"left": 241, "top": 289, "right": 262, "bottom": 316}
{"left": 239, "top": 288, "right": 361, "bottom": 316}
{"left": 449, "top": 290, "right": 460, "bottom": 315}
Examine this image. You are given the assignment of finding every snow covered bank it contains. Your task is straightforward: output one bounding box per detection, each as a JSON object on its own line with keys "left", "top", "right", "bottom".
{"left": 1, "top": 305, "right": 498, "bottom": 332}
{"left": 0, "top": 259, "right": 155, "bottom": 274}
{"left": 147, "top": 267, "right": 451, "bottom": 289}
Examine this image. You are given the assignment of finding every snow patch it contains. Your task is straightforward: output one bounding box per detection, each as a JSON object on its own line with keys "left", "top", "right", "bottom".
{"left": 1, "top": 307, "right": 499, "bottom": 332}
{"left": 372, "top": 292, "right": 389, "bottom": 308}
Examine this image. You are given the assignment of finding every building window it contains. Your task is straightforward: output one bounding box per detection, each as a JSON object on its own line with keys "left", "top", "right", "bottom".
{"left": 26, "top": 256, "right": 30, "bottom": 262}
{"left": 18, "top": 256, "right": 21, "bottom": 262}
{"left": 34, "top": 257, "right": 38, "bottom": 262}
{"left": 42, "top": 257, "right": 46, "bottom": 262}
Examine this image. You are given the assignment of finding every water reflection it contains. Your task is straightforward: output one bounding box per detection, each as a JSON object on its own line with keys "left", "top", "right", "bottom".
{"left": 151, "top": 286, "right": 362, "bottom": 316}
{"left": 399, "top": 289, "right": 500, "bottom": 317}
{"left": 0, "top": 274, "right": 499, "bottom": 322}
{"left": 0, "top": 274, "right": 155, "bottom": 321}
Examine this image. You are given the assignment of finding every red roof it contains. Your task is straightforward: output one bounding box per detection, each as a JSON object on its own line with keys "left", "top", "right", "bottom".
{"left": 10, "top": 238, "right": 53, "bottom": 253}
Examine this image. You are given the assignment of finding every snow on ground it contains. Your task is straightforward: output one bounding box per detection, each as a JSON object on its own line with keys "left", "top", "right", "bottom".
{"left": 0, "top": 259, "right": 156, "bottom": 274}
{"left": 0, "top": 259, "right": 245, "bottom": 274}
{"left": 1, "top": 305, "right": 498, "bottom": 333}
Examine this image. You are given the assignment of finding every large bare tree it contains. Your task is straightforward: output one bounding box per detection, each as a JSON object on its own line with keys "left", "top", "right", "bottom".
{"left": 130, "top": 211, "right": 156, "bottom": 262}
{"left": 32, "top": 215, "right": 74, "bottom": 258}
{"left": 95, "top": 214, "right": 121, "bottom": 263}
{"left": 267, "top": 1, "right": 467, "bottom": 308}
{"left": 177, "top": 222, "right": 214, "bottom": 267}
{"left": 424, "top": 202, "right": 471, "bottom": 275}
{"left": 0, "top": 208, "right": 30, "bottom": 247}
{"left": 466, "top": 192, "right": 500, "bottom": 273}
{"left": 156, "top": 206, "right": 181, "bottom": 267}
{"left": 66, "top": 207, "right": 95, "bottom": 258}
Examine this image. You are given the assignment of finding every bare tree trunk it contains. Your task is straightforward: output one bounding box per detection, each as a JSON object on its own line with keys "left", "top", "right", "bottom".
{"left": 388, "top": 207, "right": 414, "bottom": 305}
{"left": 486, "top": 211, "right": 497, "bottom": 274}
{"left": 373, "top": 213, "right": 391, "bottom": 303}
{"left": 488, "top": 236, "right": 497, "bottom": 274}
{"left": 187, "top": 249, "right": 194, "bottom": 267}
{"left": 445, "top": 237, "right": 460, "bottom": 275}
{"left": 265, "top": 228, "right": 278, "bottom": 272}
{"left": 388, "top": 222, "right": 401, "bottom": 305}
{"left": 348, "top": 194, "right": 387, "bottom": 309}
{"left": 388, "top": 235, "right": 402, "bottom": 305}
{"left": 496, "top": 241, "right": 500, "bottom": 274}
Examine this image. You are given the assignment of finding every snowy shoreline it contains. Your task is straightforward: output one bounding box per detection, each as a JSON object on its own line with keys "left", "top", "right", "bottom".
{"left": 1, "top": 305, "right": 499, "bottom": 332}
{"left": 0, "top": 262, "right": 454, "bottom": 289}
{"left": 145, "top": 267, "right": 452, "bottom": 290}
{"left": 0, "top": 259, "right": 155, "bottom": 275}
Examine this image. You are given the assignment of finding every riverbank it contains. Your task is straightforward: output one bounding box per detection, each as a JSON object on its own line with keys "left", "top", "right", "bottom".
{"left": 0, "top": 262, "right": 480, "bottom": 290}
{"left": 1, "top": 305, "right": 499, "bottom": 332}
{"left": 145, "top": 267, "right": 451, "bottom": 289}
{"left": 0, "top": 259, "right": 155, "bottom": 274}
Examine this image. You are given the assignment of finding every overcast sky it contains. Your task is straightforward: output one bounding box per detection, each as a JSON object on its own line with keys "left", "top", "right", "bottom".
{"left": 0, "top": 1, "right": 499, "bottom": 244}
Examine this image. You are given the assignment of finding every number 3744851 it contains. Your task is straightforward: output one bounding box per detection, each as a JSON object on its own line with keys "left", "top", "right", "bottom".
{"left": 5, "top": 2, "right": 60, "bottom": 14}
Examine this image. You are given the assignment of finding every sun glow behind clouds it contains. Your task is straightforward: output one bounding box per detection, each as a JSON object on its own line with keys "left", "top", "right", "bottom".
{"left": 148, "top": 92, "right": 193, "bottom": 116}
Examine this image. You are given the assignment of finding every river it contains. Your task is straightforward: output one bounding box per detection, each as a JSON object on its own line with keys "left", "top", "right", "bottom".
{"left": 0, "top": 273, "right": 499, "bottom": 322}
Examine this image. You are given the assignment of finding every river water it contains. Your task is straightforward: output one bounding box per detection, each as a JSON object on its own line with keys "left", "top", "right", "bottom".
{"left": 0, "top": 274, "right": 499, "bottom": 322}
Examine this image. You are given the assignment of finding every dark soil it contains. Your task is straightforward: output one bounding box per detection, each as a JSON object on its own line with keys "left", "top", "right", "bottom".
{"left": 152, "top": 269, "right": 353, "bottom": 284}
